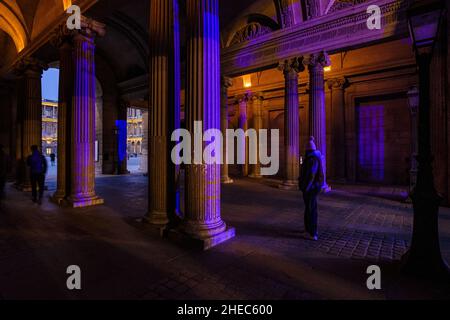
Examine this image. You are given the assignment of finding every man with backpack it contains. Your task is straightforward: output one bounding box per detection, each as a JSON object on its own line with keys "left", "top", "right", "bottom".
{"left": 299, "top": 137, "right": 324, "bottom": 241}
{"left": 27, "top": 145, "right": 48, "bottom": 205}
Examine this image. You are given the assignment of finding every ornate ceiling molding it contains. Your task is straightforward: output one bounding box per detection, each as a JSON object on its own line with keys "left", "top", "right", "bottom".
{"left": 221, "top": 0, "right": 409, "bottom": 76}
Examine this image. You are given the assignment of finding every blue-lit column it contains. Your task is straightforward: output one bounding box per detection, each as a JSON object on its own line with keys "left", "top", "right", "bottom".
{"left": 116, "top": 101, "right": 129, "bottom": 175}
{"left": 68, "top": 18, "right": 105, "bottom": 208}
{"left": 183, "top": 0, "right": 235, "bottom": 248}
{"left": 145, "top": 0, "right": 181, "bottom": 226}
{"left": 305, "top": 52, "right": 331, "bottom": 192}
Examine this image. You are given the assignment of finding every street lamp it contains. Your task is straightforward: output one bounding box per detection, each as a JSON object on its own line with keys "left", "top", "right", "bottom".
{"left": 401, "top": 0, "right": 449, "bottom": 279}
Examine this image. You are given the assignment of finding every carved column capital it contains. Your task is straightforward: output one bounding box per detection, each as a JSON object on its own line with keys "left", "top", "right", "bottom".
{"left": 278, "top": 57, "right": 305, "bottom": 78}
{"left": 327, "top": 77, "right": 348, "bottom": 90}
{"left": 73, "top": 16, "right": 106, "bottom": 43}
{"left": 250, "top": 92, "right": 264, "bottom": 102}
{"left": 13, "top": 57, "right": 48, "bottom": 77}
{"left": 51, "top": 24, "right": 76, "bottom": 48}
{"left": 304, "top": 51, "right": 331, "bottom": 69}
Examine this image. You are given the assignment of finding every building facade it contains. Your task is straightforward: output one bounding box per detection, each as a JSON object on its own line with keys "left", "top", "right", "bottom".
{"left": 42, "top": 99, "right": 58, "bottom": 156}
{"left": 127, "top": 107, "right": 144, "bottom": 156}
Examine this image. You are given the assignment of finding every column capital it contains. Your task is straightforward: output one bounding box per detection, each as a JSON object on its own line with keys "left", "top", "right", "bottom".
{"left": 327, "top": 77, "right": 347, "bottom": 90}
{"left": 13, "top": 57, "right": 48, "bottom": 77}
{"left": 221, "top": 76, "right": 233, "bottom": 89}
{"left": 250, "top": 92, "right": 264, "bottom": 102}
{"left": 278, "top": 57, "right": 305, "bottom": 77}
{"left": 73, "top": 16, "right": 106, "bottom": 43}
{"left": 304, "top": 51, "right": 331, "bottom": 69}
{"left": 235, "top": 93, "right": 250, "bottom": 104}
{"left": 51, "top": 24, "right": 76, "bottom": 48}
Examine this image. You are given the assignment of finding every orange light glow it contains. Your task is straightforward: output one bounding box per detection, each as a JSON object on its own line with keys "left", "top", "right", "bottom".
{"left": 243, "top": 74, "right": 252, "bottom": 88}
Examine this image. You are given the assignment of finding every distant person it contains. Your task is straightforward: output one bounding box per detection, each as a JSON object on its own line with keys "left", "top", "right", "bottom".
{"left": 50, "top": 153, "right": 56, "bottom": 166}
{"left": 299, "top": 137, "right": 324, "bottom": 241}
{"left": 27, "top": 145, "right": 47, "bottom": 205}
{"left": 0, "top": 144, "right": 9, "bottom": 200}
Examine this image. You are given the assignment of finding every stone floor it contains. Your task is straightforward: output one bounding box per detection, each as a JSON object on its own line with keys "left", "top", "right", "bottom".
{"left": 0, "top": 174, "right": 449, "bottom": 300}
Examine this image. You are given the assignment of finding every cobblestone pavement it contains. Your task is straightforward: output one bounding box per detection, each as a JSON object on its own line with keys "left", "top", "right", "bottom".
{"left": 0, "top": 174, "right": 449, "bottom": 300}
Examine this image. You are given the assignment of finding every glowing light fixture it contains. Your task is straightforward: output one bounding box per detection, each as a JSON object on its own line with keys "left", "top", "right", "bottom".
{"left": 324, "top": 66, "right": 331, "bottom": 72}
{"left": 63, "top": 0, "right": 72, "bottom": 11}
{"left": 242, "top": 74, "right": 252, "bottom": 88}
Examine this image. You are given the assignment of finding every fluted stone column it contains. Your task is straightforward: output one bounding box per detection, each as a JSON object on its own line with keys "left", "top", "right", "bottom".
{"left": 221, "top": 76, "right": 233, "bottom": 184}
{"left": 67, "top": 17, "right": 105, "bottom": 208}
{"left": 14, "top": 58, "right": 48, "bottom": 191}
{"left": 328, "top": 77, "right": 347, "bottom": 181}
{"left": 51, "top": 26, "right": 74, "bottom": 203}
{"left": 305, "top": 52, "right": 331, "bottom": 192}
{"left": 145, "top": 0, "right": 180, "bottom": 226}
{"left": 249, "top": 93, "right": 264, "bottom": 178}
{"left": 238, "top": 94, "right": 249, "bottom": 177}
{"left": 182, "top": 0, "right": 234, "bottom": 249}
{"left": 279, "top": 57, "right": 304, "bottom": 190}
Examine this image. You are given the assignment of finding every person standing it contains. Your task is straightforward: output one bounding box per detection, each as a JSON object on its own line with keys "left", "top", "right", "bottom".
{"left": 50, "top": 153, "right": 56, "bottom": 166}
{"left": 299, "top": 137, "right": 324, "bottom": 241}
{"left": 0, "top": 144, "right": 9, "bottom": 200}
{"left": 27, "top": 145, "right": 47, "bottom": 205}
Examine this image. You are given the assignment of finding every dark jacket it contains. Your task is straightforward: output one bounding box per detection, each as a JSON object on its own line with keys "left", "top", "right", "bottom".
{"left": 299, "top": 150, "right": 324, "bottom": 193}
{"left": 27, "top": 151, "right": 48, "bottom": 175}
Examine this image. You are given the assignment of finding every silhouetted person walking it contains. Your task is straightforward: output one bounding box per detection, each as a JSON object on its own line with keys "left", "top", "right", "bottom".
{"left": 299, "top": 137, "right": 324, "bottom": 241}
{"left": 0, "top": 144, "right": 9, "bottom": 200}
{"left": 27, "top": 145, "right": 47, "bottom": 205}
{"left": 50, "top": 153, "right": 56, "bottom": 166}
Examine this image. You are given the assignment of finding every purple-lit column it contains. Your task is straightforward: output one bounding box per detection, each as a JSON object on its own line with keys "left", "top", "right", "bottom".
{"left": 238, "top": 94, "right": 249, "bottom": 177}
{"left": 249, "top": 93, "right": 264, "bottom": 178}
{"left": 68, "top": 18, "right": 105, "bottom": 208}
{"left": 51, "top": 26, "right": 74, "bottom": 203}
{"left": 327, "top": 77, "right": 347, "bottom": 181}
{"left": 183, "top": 0, "right": 235, "bottom": 248}
{"left": 14, "top": 58, "right": 48, "bottom": 191}
{"left": 279, "top": 57, "right": 304, "bottom": 190}
{"left": 221, "top": 76, "right": 233, "bottom": 184}
{"left": 305, "top": 52, "right": 331, "bottom": 192}
{"left": 145, "top": 0, "right": 180, "bottom": 226}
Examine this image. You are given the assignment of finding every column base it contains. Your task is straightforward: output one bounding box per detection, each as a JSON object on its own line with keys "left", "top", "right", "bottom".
{"left": 165, "top": 226, "right": 236, "bottom": 250}
{"left": 279, "top": 180, "right": 299, "bottom": 190}
{"left": 221, "top": 176, "right": 234, "bottom": 184}
{"left": 249, "top": 174, "right": 262, "bottom": 179}
{"left": 50, "top": 192, "right": 66, "bottom": 205}
{"left": 143, "top": 211, "right": 169, "bottom": 226}
{"left": 67, "top": 195, "right": 104, "bottom": 208}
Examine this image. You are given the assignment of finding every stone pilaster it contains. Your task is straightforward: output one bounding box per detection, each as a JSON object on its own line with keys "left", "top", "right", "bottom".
{"left": 249, "top": 93, "right": 264, "bottom": 178}
{"left": 238, "top": 94, "right": 249, "bottom": 177}
{"left": 13, "top": 58, "right": 48, "bottom": 191}
{"left": 327, "top": 77, "right": 347, "bottom": 181}
{"left": 279, "top": 57, "right": 304, "bottom": 190}
{"left": 305, "top": 52, "right": 331, "bottom": 192}
{"left": 221, "top": 76, "right": 233, "bottom": 184}
{"left": 182, "top": 0, "right": 234, "bottom": 249}
{"left": 51, "top": 26, "right": 74, "bottom": 203}
{"left": 145, "top": 0, "right": 180, "bottom": 226}
{"left": 67, "top": 17, "right": 105, "bottom": 208}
